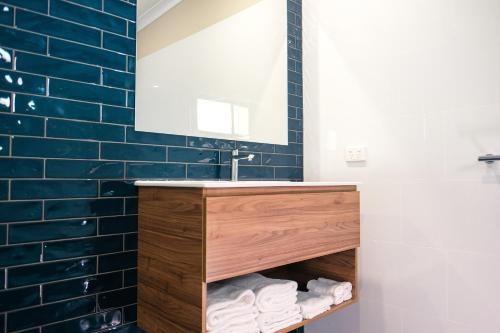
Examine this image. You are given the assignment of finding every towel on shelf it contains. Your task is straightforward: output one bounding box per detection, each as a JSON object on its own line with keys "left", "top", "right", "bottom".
{"left": 208, "top": 318, "right": 260, "bottom": 333}
{"left": 297, "top": 291, "right": 334, "bottom": 319}
{"left": 307, "top": 278, "right": 353, "bottom": 305}
{"left": 257, "top": 304, "right": 303, "bottom": 333}
{"left": 207, "top": 284, "right": 258, "bottom": 331}
{"left": 227, "top": 273, "right": 298, "bottom": 312}
{"left": 317, "top": 277, "right": 353, "bottom": 295}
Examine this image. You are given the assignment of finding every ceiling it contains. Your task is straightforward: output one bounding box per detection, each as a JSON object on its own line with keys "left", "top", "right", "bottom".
{"left": 137, "top": 0, "right": 162, "bottom": 18}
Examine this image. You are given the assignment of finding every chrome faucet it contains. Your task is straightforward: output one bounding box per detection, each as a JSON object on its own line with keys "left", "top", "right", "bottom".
{"left": 231, "top": 149, "right": 255, "bottom": 181}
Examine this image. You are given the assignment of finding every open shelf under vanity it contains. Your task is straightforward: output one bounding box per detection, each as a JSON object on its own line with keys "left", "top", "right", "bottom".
{"left": 136, "top": 183, "right": 360, "bottom": 333}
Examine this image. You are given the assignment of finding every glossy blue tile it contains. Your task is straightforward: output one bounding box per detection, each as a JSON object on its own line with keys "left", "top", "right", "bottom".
{"left": 99, "top": 251, "right": 136, "bottom": 272}
{"left": 51, "top": 0, "right": 126, "bottom": 35}
{"left": 103, "top": 32, "right": 135, "bottom": 55}
{"left": 0, "top": 225, "right": 5, "bottom": 245}
{"left": 50, "top": 39, "right": 126, "bottom": 71}
{"left": 288, "top": 118, "right": 302, "bottom": 131}
{"left": 104, "top": 0, "right": 135, "bottom": 20}
{"left": 0, "top": 47, "right": 12, "bottom": 68}
{"left": 288, "top": 130, "right": 297, "bottom": 143}
{"left": 1, "top": 0, "right": 48, "bottom": 13}
{"left": 238, "top": 166, "right": 275, "bottom": 180}
{"left": 262, "top": 153, "right": 297, "bottom": 166}
{"left": 16, "top": 9, "right": 101, "bottom": 46}
{"left": 0, "top": 314, "right": 3, "bottom": 333}
{"left": 98, "top": 287, "right": 136, "bottom": 309}
{"left": 0, "top": 158, "right": 44, "bottom": 178}
{"left": 127, "top": 90, "right": 134, "bottom": 108}
{"left": 0, "top": 69, "right": 45, "bottom": 95}
{"left": 275, "top": 143, "right": 303, "bottom": 155}
{"left": 45, "top": 160, "right": 124, "bottom": 179}
{"left": 0, "top": 180, "right": 6, "bottom": 200}
{"left": 103, "top": 68, "right": 135, "bottom": 90}
{"left": 0, "top": 26, "right": 47, "bottom": 53}
{"left": 43, "top": 272, "right": 121, "bottom": 302}
{"left": 11, "top": 180, "right": 98, "bottom": 200}
{"left": 0, "top": 113, "right": 44, "bottom": 136}
{"left": 236, "top": 141, "right": 275, "bottom": 153}
{"left": 128, "top": 21, "right": 136, "bottom": 39}
{"left": 104, "top": 324, "right": 145, "bottom": 333}
{"left": 0, "top": 286, "right": 40, "bottom": 312}
{"left": 9, "top": 218, "right": 97, "bottom": 244}
{"left": 8, "top": 257, "right": 96, "bottom": 287}
{"left": 124, "top": 198, "right": 137, "bottom": 214}
{"left": 127, "top": 56, "right": 135, "bottom": 73}
{"left": 126, "top": 128, "right": 185, "bottom": 146}
{"left": 42, "top": 309, "right": 122, "bottom": 333}
{"left": 288, "top": 93, "right": 303, "bottom": 108}
{"left": 0, "top": 91, "right": 11, "bottom": 112}
{"left": 44, "top": 198, "right": 124, "bottom": 220}
{"left": 0, "top": 6, "right": 13, "bottom": 26}
{"left": 123, "top": 269, "right": 137, "bottom": 287}
{"left": 123, "top": 304, "right": 136, "bottom": 323}
{"left": 7, "top": 296, "right": 96, "bottom": 332}
{"left": 288, "top": 106, "right": 297, "bottom": 118}
{"left": 47, "top": 119, "right": 125, "bottom": 142}
{"left": 187, "top": 164, "right": 230, "bottom": 180}
{"left": 0, "top": 136, "right": 9, "bottom": 156}
{"left": 16, "top": 52, "right": 100, "bottom": 84}
{"left": 50, "top": 78, "right": 126, "bottom": 106}
{"left": 100, "top": 180, "right": 137, "bottom": 197}
{"left": 66, "top": 0, "right": 102, "bottom": 10}
{"left": 0, "top": 201, "right": 42, "bottom": 223}
{"left": 275, "top": 167, "right": 302, "bottom": 180}
{"left": 99, "top": 215, "right": 137, "bottom": 235}
{"left": 0, "top": 243, "right": 41, "bottom": 267}
{"left": 187, "top": 137, "right": 234, "bottom": 150}
{"left": 169, "top": 147, "right": 219, "bottom": 164}
{"left": 102, "top": 105, "right": 134, "bottom": 125}
{"left": 126, "top": 162, "right": 185, "bottom": 179}
{"left": 101, "top": 143, "right": 166, "bottom": 162}
{"left": 43, "top": 235, "right": 123, "bottom": 261}
{"left": 124, "top": 233, "right": 137, "bottom": 250}
{"left": 12, "top": 137, "right": 99, "bottom": 159}
{"left": 15, "top": 94, "right": 100, "bottom": 121}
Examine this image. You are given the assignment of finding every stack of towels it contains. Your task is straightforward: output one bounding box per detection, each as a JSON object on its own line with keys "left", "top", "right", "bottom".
{"left": 307, "top": 277, "right": 353, "bottom": 305}
{"left": 206, "top": 283, "right": 259, "bottom": 333}
{"left": 296, "top": 291, "right": 334, "bottom": 320}
{"left": 227, "top": 273, "right": 303, "bottom": 333}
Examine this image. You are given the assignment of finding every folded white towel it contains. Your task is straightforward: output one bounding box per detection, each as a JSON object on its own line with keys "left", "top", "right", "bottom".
{"left": 343, "top": 291, "right": 353, "bottom": 301}
{"left": 257, "top": 305, "right": 303, "bottom": 333}
{"left": 297, "top": 291, "right": 334, "bottom": 319}
{"left": 207, "top": 284, "right": 257, "bottom": 331}
{"left": 228, "top": 273, "right": 298, "bottom": 312}
{"left": 208, "top": 317, "right": 260, "bottom": 333}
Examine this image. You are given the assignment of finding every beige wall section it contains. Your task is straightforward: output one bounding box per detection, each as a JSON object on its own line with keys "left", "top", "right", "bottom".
{"left": 138, "top": 0, "right": 263, "bottom": 59}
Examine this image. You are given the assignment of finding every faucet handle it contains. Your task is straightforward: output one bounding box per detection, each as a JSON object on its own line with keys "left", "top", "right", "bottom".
{"left": 248, "top": 154, "right": 255, "bottom": 161}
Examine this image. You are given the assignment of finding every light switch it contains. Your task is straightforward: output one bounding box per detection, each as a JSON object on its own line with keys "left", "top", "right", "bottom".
{"left": 345, "top": 146, "right": 367, "bottom": 162}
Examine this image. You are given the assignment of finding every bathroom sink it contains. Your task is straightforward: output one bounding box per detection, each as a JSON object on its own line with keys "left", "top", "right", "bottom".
{"left": 134, "top": 180, "right": 360, "bottom": 188}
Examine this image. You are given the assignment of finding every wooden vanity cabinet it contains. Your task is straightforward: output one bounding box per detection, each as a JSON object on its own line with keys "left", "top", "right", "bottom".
{"left": 137, "top": 185, "right": 360, "bottom": 333}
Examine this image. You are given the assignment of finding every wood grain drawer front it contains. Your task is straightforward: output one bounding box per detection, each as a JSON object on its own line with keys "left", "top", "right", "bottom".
{"left": 205, "top": 191, "right": 360, "bottom": 282}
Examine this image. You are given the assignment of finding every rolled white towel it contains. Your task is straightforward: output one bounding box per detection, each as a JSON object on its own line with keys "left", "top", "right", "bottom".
{"left": 297, "top": 291, "right": 334, "bottom": 319}
{"left": 208, "top": 317, "right": 260, "bottom": 333}
{"left": 228, "top": 273, "right": 298, "bottom": 312}
{"left": 257, "top": 304, "right": 303, "bottom": 333}
{"left": 343, "top": 291, "right": 353, "bottom": 301}
{"left": 307, "top": 278, "right": 352, "bottom": 300}
{"left": 207, "top": 284, "right": 257, "bottom": 331}
{"left": 318, "top": 277, "right": 352, "bottom": 294}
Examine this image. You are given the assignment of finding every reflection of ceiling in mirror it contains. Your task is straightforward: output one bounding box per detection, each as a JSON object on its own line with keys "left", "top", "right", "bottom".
{"left": 137, "top": 0, "right": 183, "bottom": 31}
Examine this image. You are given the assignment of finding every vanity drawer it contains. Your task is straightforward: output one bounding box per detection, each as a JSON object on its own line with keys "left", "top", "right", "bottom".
{"left": 205, "top": 191, "right": 360, "bottom": 282}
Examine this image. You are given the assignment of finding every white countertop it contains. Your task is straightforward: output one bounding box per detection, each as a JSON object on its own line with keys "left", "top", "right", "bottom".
{"left": 134, "top": 180, "right": 360, "bottom": 188}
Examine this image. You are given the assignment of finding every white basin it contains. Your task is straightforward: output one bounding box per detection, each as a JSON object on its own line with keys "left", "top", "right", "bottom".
{"left": 134, "top": 180, "right": 360, "bottom": 188}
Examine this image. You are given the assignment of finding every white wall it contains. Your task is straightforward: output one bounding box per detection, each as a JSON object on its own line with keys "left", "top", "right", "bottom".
{"left": 303, "top": 0, "right": 500, "bottom": 332}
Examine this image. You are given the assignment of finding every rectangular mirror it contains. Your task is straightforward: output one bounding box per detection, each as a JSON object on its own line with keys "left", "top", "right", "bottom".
{"left": 136, "top": 0, "right": 288, "bottom": 145}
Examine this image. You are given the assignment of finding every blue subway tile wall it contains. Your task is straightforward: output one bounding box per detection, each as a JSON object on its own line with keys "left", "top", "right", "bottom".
{"left": 0, "top": 0, "right": 303, "bottom": 332}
